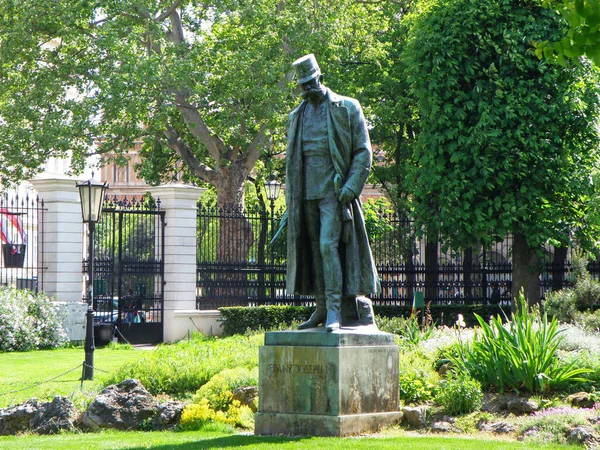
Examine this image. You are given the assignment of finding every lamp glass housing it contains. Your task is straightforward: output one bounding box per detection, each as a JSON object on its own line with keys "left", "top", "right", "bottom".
{"left": 77, "top": 179, "right": 108, "bottom": 223}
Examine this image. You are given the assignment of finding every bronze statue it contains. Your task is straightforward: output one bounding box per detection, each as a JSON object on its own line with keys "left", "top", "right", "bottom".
{"left": 283, "top": 54, "right": 379, "bottom": 331}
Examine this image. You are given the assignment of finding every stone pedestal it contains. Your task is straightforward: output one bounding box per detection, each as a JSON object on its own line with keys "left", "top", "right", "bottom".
{"left": 255, "top": 326, "right": 403, "bottom": 436}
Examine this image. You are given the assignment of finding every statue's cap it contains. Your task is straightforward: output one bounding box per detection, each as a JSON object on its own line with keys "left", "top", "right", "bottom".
{"left": 292, "top": 54, "right": 321, "bottom": 85}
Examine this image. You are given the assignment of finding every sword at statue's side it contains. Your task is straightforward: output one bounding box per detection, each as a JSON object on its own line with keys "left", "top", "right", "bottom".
{"left": 270, "top": 211, "right": 288, "bottom": 244}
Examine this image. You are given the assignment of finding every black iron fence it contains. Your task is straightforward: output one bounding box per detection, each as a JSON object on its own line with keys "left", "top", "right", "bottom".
{"left": 0, "top": 190, "right": 45, "bottom": 292}
{"left": 196, "top": 205, "right": 585, "bottom": 309}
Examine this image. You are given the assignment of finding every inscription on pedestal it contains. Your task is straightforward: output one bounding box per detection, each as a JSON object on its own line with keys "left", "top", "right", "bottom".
{"left": 268, "top": 363, "right": 334, "bottom": 375}
{"left": 256, "top": 330, "right": 403, "bottom": 436}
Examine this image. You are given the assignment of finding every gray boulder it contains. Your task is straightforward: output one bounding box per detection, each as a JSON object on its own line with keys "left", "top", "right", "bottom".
{"left": 478, "top": 421, "right": 517, "bottom": 434}
{"left": 402, "top": 406, "right": 428, "bottom": 428}
{"left": 568, "top": 425, "right": 599, "bottom": 447}
{"left": 0, "top": 399, "right": 39, "bottom": 435}
{"left": 31, "top": 397, "right": 78, "bottom": 434}
{"left": 0, "top": 397, "right": 77, "bottom": 436}
{"left": 82, "top": 379, "right": 158, "bottom": 430}
{"left": 152, "top": 401, "right": 185, "bottom": 430}
{"left": 232, "top": 386, "right": 259, "bottom": 412}
{"left": 507, "top": 397, "right": 539, "bottom": 415}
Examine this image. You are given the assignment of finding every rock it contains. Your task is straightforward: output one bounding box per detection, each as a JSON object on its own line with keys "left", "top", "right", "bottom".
{"left": 31, "top": 397, "right": 78, "bottom": 434}
{"left": 478, "top": 421, "right": 517, "bottom": 434}
{"left": 568, "top": 425, "right": 599, "bottom": 447}
{"left": 82, "top": 379, "right": 158, "bottom": 430}
{"left": 232, "top": 386, "right": 259, "bottom": 412}
{"left": 589, "top": 416, "right": 600, "bottom": 425}
{"left": 438, "top": 363, "right": 451, "bottom": 376}
{"left": 431, "top": 421, "right": 457, "bottom": 433}
{"left": 481, "top": 394, "right": 508, "bottom": 414}
{"left": 507, "top": 398, "right": 539, "bottom": 415}
{"left": 402, "top": 406, "right": 428, "bottom": 428}
{"left": 152, "top": 401, "right": 185, "bottom": 430}
{"left": 567, "top": 392, "right": 596, "bottom": 409}
{"left": 0, "top": 399, "right": 40, "bottom": 435}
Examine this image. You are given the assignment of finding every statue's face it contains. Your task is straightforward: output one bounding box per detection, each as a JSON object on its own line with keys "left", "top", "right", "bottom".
{"left": 300, "top": 76, "right": 325, "bottom": 103}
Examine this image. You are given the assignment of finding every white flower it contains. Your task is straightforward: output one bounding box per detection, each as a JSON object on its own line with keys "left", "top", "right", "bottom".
{"left": 456, "top": 314, "right": 466, "bottom": 328}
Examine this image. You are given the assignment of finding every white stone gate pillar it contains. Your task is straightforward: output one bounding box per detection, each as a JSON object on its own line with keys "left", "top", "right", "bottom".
{"left": 30, "top": 176, "right": 84, "bottom": 303}
{"left": 148, "top": 184, "right": 213, "bottom": 342}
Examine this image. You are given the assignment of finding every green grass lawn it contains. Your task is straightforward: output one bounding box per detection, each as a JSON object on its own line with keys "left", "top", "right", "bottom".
{"left": 0, "top": 429, "right": 580, "bottom": 450}
{"left": 0, "top": 344, "right": 141, "bottom": 408}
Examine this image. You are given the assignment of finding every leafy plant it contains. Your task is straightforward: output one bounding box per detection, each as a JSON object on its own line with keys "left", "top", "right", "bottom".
{"left": 377, "top": 314, "right": 435, "bottom": 346}
{"left": 192, "top": 367, "right": 258, "bottom": 412}
{"left": 398, "top": 349, "right": 439, "bottom": 404}
{"left": 449, "top": 293, "right": 591, "bottom": 393}
{"left": 435, "top": 373, "right": 483, "bottom": 416}
{"left": 0, "top": 286, "right": 67, "bottom": 352}
{"left": 102, "top": 333, "right": 261, "bottom": 396}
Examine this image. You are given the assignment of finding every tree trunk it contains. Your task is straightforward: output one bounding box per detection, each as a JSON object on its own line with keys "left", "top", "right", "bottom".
{"left": 213, "top": 173, "right": 255, "bottom": 301}
{"left": 552, "top": 246, "right": 568, "bottom": 293}
{"left": 511, "top": 232, "right": 541, "bottom": 308}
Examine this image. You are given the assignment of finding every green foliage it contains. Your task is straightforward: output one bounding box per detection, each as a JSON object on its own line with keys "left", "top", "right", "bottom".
{"left": 543, "top": 289, "right": 579, "bottom": 323}
{"left": 435, "top": 373, "right": 483, "bottom": 416}
{"left": 179, "top": 398, "right": 249, "bottom": 432}
{"left": 538, "top": 0, "right": 600, "bottom": 67}
{"left": 398, "top": 349, "right": 439, "bottom": 404}
{"left": 219, "top": 306, "right": 311, "bottom": 336}
{"left": 404, "top": 0, "right": 600, "bottom": 254}
{"left": 449, "top": 294, "right": 591, "bottom": 393}
{"left": 0, "top": 0, "right": 388, "bottom": 208}
{"left": 544, "top": 254, "right": 600, "bottom": 324}
{"left": 376, "top": 314, "right": 435, "bottom": 346}
{"left": 0, "top": 287, "right": 67, "bottom": 352}
{"left": 102, "top": 333, "right": 260, "bottom": 397}
{"left": 192, "top": 367, "right": 258, "bottom": 412}
{"left": 374, "top": 304, "right": 506, "bottom": 328}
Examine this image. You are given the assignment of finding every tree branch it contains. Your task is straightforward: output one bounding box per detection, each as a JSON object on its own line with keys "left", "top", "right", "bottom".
{"left": 240, "top": 124, "right": 268, "bottom": 175}
{"left": 175, "top": 94, "right": 227, "bottom": 162}
{"left": 164, "top": 126, "right": 217, "bottom": 184}
{"left": 154, "top": 0, "right": 185, "bottom": 22}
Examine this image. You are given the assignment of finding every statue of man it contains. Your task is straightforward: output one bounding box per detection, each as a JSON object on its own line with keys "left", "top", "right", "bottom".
{"left": 284, "top": 54, "right": 379, "bottom": 331}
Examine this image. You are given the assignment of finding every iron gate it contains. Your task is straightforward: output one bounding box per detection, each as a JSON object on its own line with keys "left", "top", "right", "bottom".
{"left": 86, "top": 197, "right": 165, "bottom": 344}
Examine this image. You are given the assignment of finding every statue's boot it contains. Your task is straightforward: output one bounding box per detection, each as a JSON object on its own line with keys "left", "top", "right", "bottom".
{"left": 297, "top": 296, "right": 327, "bottom": 329}
{"left": 326, "top": 295, "right": 342, "bottom": 332}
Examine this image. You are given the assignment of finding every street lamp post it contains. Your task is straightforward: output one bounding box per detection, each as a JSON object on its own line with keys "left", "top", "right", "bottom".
{"left": 264, "top": 174, "right": 281, "bottom": 301}
{"left": 76, "top": 176, "right": 108, "bottom": 381}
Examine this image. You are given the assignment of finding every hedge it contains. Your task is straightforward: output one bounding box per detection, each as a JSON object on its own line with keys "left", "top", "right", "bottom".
{"left": 218, "top": 303, "right": 509, "bottom": 335}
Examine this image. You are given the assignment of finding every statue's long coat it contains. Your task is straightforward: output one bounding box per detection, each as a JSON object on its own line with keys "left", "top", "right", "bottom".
{"left": 285, "top": 89, "right": 379, "bottom": 296}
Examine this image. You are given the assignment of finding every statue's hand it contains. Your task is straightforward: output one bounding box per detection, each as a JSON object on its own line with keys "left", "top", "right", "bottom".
{"left": 338, "top": 186, "right": 355, "bottom": 204}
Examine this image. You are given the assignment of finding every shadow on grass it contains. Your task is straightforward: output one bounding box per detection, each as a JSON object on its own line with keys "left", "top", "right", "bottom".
{"left": 127, "top": 434, "right": 309, "bottom": 449}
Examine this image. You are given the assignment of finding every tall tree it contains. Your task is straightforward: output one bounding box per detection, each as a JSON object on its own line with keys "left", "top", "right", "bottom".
{"left": 0, "top": 0, "right": 382, "bottom": 208}
{"left": 537, "top": 0, "right": 600, "bottom": 66}
{"left": 404, "top": 0, "right": 600, "bottom": 304}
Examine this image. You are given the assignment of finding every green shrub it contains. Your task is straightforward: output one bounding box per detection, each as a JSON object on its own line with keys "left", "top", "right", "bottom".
{"left": 102, "top": 333, "right": 261, "bottom": 397}
{"left": 573, "top": 275, "right": 600, "bottom": 309}
{"left": 398, "top": 349, "right": 439, "bottom": 404}
{"left": 219, "top": 305, "right": 311, "bottom": 336}
{"left": 574, "top": 310, "right": 600, "bottom": 332}
{"left": 435, "top": 373, "right": 482, "bottom": 416}
{"left": 544, "top": 289, "right": 578, "bottom": 323}
{"left": 192, "top": 367, "right": 258, "bottom": 412}
{"left": 180, "top": 398, "right": 253, "bottom": 431}
{"left": 449, "top": 293, "right": 591, "bottom": 394}
{"left": 374, "top": 304, "right": 506, "bottom": 328}
{"left": 0, "top": 286, "right": 67, "bottom": 352}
